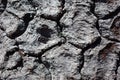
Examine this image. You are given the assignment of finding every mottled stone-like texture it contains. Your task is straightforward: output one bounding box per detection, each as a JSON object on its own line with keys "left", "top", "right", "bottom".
{"left": 0, "top": 0, "right": 120, "bottom": 80}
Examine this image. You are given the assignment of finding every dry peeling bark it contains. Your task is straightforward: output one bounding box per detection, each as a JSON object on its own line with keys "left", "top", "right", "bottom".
{"left": 0, "top": 0, "right": 120, "bottom": 80}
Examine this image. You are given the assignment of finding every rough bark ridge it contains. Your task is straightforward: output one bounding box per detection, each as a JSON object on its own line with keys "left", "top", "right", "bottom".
{"left": 0, "top": 0, "right": 120, "bottom": 80}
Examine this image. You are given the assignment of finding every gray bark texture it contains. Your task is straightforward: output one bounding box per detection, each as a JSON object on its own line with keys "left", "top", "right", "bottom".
{"left": 0, "top": 0, "right": 120, "bottom": 80}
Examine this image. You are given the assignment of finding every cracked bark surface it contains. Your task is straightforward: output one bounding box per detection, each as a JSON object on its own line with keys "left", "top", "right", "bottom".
{"left": 0, "top": 0, "right": 120, "bottom": 80}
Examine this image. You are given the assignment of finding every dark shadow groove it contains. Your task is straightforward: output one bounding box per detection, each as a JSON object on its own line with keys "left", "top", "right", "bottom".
{"left": 79, "top": 37, "right": 101, "bottom": 75}
{"left": 7, "top": 58, "right": 23, "bottom": 70}
{"left": 90, "top": 0, "right": 98, "bottom": 18}
{"left": 40, "top": 0, "right": 66, "bottom": 37}
{"left": 22, "top": 13, "right": 35, "bottom": 24}
{"left": 8, "top": 13, "right": 35, "bottom": 39}
{"left": 37, "top": 58, "right": 52, "bottom": 80}
{"left": 25, "top": 39, "right": 65, "bottom": 58}
{"left": 6, "top": 47, "right": 19, "bottom": 59}
{"left": 95, "top": 20, "right": 100, "bottom": 32}
{"left": 38, "top": 41, "right": 63, "bottom": 57}
{"left": 102, "top": 6, "right": 120, "bottom": 19}
{"left": 70, "top": 37, "right": 101, "bottom": 77}
{"left": 81, "top": 37, "right": 101, "bottom": 54}
{"left": 105, "top": 37, "right": 120, "bottom": 43}
{"left": 70, "top": 37, "right": 102, "bottom": 51}
{"left": 0, "top": 0, "right": 7, "bottom": 14}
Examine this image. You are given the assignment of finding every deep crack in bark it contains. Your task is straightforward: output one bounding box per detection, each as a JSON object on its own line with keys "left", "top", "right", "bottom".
{"left": 0, "top": 0, "right": 7, "bottom": 15}
{"left": 1, "top": 0, "right": 120, "bottom": 79}
{"left": 102, "top": 6, "right": 120, "bottom": 19}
